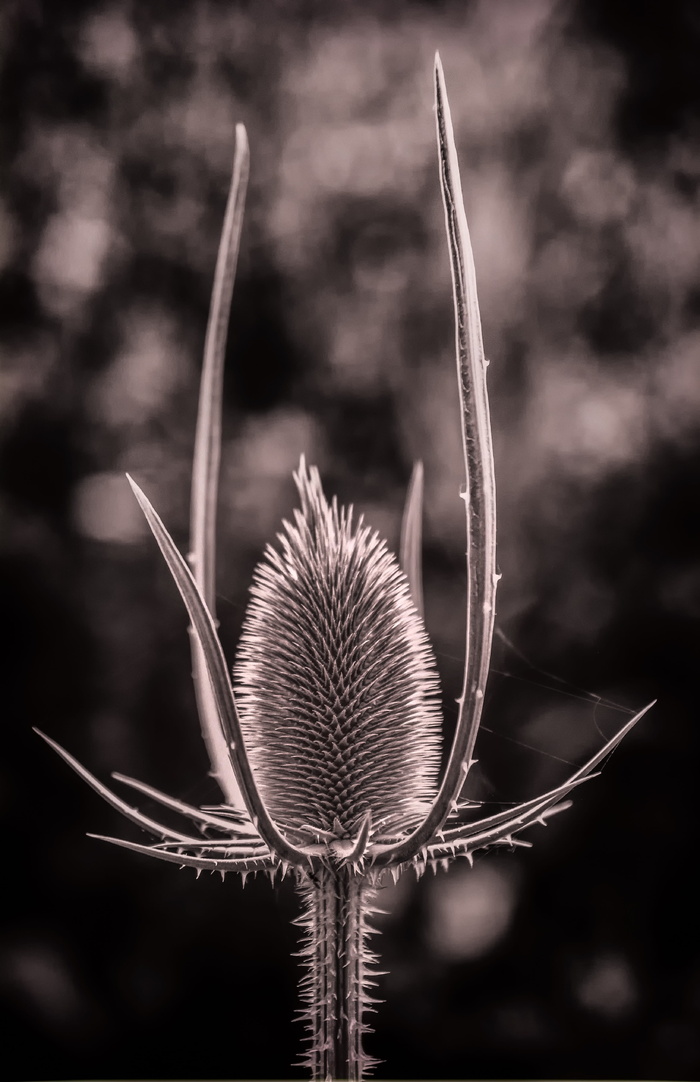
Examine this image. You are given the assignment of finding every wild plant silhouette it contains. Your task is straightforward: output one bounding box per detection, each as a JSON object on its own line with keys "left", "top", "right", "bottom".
{"left": 37, "top": 56, "right": 651, "bottom": 1081}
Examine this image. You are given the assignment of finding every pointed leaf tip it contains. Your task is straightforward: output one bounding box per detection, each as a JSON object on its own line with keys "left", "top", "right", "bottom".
{"left": 434, "top": 52, "right": 447, "bottom": 98}
{"left": 127, "top": 474, "right": 143, "bottom": 498}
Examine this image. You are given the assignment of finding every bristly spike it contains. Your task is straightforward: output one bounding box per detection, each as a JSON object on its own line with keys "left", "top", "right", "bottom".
{"left": 233, "top": 458, "right": 443, "bottom": 841}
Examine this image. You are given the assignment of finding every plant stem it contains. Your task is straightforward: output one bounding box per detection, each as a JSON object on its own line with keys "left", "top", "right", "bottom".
{"left": 298, "top": 865, "right": 378, "bottom": 1081}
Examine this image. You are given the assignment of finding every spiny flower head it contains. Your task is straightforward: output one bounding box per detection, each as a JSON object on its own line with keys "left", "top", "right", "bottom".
{"left": 234, "top": 458, "right": 443, "bottom": 841}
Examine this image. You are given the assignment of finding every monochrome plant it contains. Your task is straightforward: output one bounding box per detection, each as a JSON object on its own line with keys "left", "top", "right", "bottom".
{"left": 37, "top": 55, "right": 652, "bottom": 1081}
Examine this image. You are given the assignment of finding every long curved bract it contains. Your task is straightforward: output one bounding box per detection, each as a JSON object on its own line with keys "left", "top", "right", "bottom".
{"left": 378, "top": 54, "right": 498, "bottom": 866}
{"left": 189, "top": 125, "right": 249, "bottom": 811}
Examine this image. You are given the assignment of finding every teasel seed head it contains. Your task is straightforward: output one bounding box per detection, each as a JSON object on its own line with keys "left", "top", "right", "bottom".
{"left": 234, "top": 458, "right": 443, "bottom": 841}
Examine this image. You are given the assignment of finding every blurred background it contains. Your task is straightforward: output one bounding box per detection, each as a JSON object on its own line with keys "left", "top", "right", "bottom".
{"left": 2, "top": 0, "right": 700, "bottom": 1078}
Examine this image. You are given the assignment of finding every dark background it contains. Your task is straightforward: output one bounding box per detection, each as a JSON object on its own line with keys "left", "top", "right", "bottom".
{"left": 2, "top": 1, "right": 700, "bottom": 1079}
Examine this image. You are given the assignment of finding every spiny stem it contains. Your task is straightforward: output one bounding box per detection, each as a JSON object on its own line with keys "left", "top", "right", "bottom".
{"left": 298, "top": 868, "right": 379, "bottom": 1081}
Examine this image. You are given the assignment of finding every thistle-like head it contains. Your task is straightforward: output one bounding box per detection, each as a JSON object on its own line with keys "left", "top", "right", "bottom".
{"left": 234, "top": 458, "right": 443, "bottom": 844}
{"left": 35, "top": 49, "right": 652, "bottom": 912}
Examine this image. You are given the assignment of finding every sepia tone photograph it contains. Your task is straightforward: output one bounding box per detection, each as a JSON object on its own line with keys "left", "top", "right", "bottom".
{"left": 1, "top": 1, "right": 699, "bottom": 1080}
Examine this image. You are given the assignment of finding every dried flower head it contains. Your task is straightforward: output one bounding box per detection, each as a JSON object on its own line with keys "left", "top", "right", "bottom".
{"left": 37, "top": 55, "right": 652, "bottom": 1082}
{"left": 234, "top": 459, "right": 442, "bottom": 840}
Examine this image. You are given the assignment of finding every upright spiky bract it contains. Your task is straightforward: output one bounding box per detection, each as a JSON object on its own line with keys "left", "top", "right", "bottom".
{"left": 234, "top": 459, "right": 443, "bottom": 840}
{"left": 36, "top": 55, "right": 652, "bottom": 1082}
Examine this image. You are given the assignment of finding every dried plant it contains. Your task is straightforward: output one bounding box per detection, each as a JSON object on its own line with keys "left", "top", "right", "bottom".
{"left": 37, "top": 56, "right": 652, "bottom": 1081}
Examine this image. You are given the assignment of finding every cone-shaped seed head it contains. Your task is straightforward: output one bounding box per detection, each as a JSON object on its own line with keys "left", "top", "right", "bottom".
{"left": 234, "top": 460, "right": 443, "bottom": 839}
